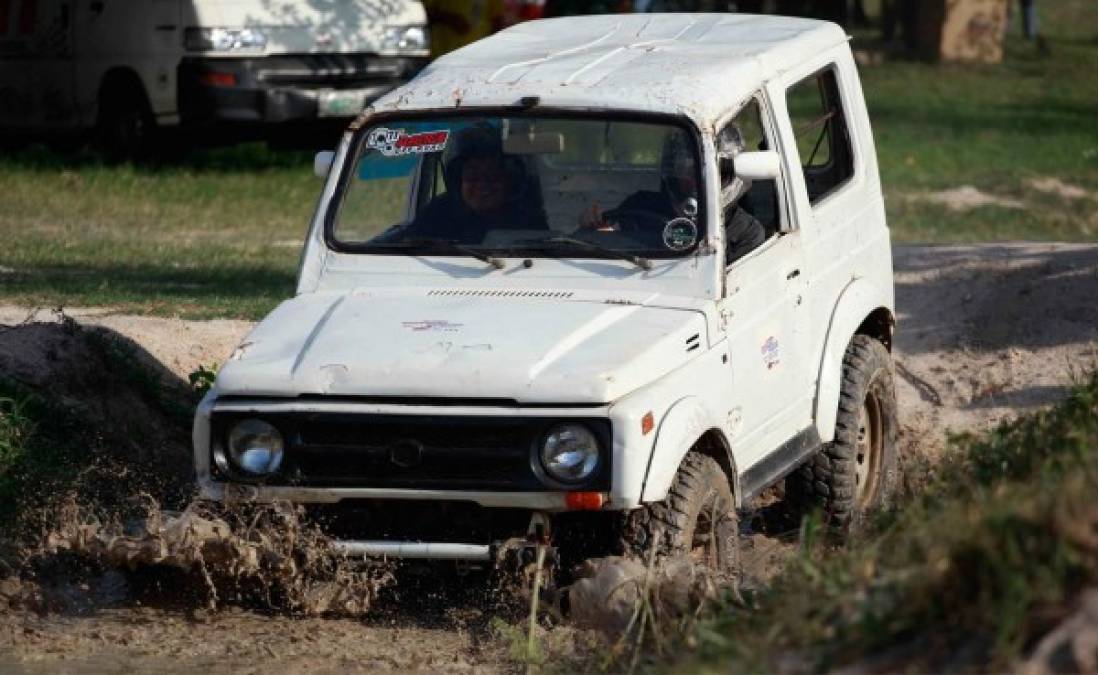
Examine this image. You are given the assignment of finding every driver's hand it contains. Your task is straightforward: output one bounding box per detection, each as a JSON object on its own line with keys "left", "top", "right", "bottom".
{"left": 578, "top": 203, "right": 619, "bottom": 232}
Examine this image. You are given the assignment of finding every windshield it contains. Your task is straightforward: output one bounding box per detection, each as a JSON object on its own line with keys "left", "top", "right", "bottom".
{"left": 330, "top": 115, "right": 705, "bottom": 259}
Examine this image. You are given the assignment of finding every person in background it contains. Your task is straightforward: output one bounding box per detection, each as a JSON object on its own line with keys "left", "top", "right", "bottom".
{"left": 423, "top": 0, "right": 507, "bottom": 58}
{"left": 1016, "top": 0, "right": 1038, "bottom": 41}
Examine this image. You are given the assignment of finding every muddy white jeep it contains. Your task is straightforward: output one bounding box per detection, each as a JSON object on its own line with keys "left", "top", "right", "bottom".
{"left": 193, "top": 13, "right": 898, "bottom": 574}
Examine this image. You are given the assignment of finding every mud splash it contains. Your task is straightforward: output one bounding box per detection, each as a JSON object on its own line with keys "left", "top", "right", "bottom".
{"left": 40, "top": 497, "right": 395, "bottom": 617}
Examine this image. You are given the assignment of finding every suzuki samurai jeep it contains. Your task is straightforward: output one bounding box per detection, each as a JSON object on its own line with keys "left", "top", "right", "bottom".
{"left": 194, "top": 13, "right": 898, "bottom": 574}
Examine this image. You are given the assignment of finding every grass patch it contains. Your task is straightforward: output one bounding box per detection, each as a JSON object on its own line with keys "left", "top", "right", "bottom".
{"left": 0, "top": 3, "right": 1095, "bottom": 317}
{"left": 0, "top": 143, "right": 310, "bottom": 319}
{"left": 0, "top": 378, "right": 94, "bottom": 529}
{"left": 684, "top": 371, "right": 1098, "bottom": 672}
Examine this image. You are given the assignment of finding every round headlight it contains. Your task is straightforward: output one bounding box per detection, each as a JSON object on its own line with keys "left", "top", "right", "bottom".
{"left": 540, "top": 424, "right": 600, "bottom": 484}
{"left": 228, "top": 419, "right": 284, "bottom": 476}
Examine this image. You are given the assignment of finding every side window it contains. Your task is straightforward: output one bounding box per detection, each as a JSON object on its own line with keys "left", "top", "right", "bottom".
{"left": 720, "top": 99, "right": 776, "bottom": 266}
{"left": 785, "top": 67, "right": 854, "bottom": 205}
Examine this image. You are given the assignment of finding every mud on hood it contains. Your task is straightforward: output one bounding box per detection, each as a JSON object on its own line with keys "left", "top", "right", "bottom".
{"left": 215, "top": 291, "right": 707, "bottom": 404}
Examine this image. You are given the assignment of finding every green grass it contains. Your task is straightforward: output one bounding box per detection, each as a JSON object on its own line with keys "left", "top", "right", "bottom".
{"left": 0, "top": 144, "right": 314, "bottom": 319}
{"left": 0, "top": 2, "right": 1095, "bottom": 318}
{"left": 680, "top": 370, "right": 1098, "bottom": 672}
{"left": 861, "top": 0, "right": 1098, "bottom": 242}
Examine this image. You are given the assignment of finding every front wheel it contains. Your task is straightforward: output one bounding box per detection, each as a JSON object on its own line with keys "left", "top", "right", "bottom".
{"left": 622, "top": 452, "right": 739, "bottom": 576}
{"left": 96, "top": 81, "right": 156, "bottom": 162}
{"left": 787, "top": 334, "right": 899, "bottom": 532}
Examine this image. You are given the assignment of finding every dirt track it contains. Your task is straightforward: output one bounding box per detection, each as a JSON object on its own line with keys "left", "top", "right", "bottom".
{"left": 1, "top": 243, "right": 1096, "bottom": 672}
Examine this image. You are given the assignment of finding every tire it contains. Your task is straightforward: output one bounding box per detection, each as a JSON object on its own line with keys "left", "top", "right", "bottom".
{"left": 788, "top": 334, "right": 899, "bottom": 531}
{"left": 623, "top": 451, "right": 739, "bottom": 575}
{"left": 96, "top": 79, "right": 156, "bottom": 162}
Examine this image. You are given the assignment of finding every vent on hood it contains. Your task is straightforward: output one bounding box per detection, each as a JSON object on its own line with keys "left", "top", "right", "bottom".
{"left": 427, "top": 289, "right": 574, "bottom": 299}
{"left": 686, "top": 333, "right": 701, "bottom": 353}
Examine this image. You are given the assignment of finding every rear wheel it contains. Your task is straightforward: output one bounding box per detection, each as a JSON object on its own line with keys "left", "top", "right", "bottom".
{"left": 788, "top": 334, "right": 899, "bottom": 531}
{"left": 623, "top": 452, "right": 738, "bottom": 575}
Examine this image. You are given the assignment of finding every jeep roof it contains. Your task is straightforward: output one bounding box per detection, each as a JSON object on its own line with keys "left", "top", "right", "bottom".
{"left": 370, "top": 14, "right": 849, "bottom": 124}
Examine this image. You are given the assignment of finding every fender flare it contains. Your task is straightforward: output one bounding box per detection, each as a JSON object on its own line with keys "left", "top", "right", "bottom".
{"left": 814, "top": 277, "right": 894, "bottom": 442}
{"left": 639, "top": 396, "right": 738, "bottom": 504}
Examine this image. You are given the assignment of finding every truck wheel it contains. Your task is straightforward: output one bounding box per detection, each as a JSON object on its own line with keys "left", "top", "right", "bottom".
{"left": 623, "top": 452, "right": 738, "bottom": 575}
{"left": 97, "top": 79, "right": 156, "bottom": 162}
{"left": 788, "top": 334, "right": 898, "bottom": 531}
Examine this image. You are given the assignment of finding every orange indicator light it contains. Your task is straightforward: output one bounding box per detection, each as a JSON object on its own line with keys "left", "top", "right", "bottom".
{"left": 565, "top": 491, "right": 606, "bottom": 511}
{"left": 641, "top": 411, "right": 655, "bottom": 435}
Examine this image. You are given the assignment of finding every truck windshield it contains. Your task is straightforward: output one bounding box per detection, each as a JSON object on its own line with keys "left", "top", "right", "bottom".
{"left": 331, "top": 115, "right": 705, "bottom": 260}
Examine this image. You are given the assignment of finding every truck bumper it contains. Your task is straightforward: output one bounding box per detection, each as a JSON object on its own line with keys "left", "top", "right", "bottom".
{"left": 177, "top": 54, "right": 426, "bottom": 125}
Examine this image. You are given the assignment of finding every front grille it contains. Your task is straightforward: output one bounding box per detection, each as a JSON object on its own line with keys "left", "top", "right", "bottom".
{"left": 254, "top": 55, "right": 423, "bottom": 88}
{"left": 210, "top": 412, "right": 612, "bottom": 492}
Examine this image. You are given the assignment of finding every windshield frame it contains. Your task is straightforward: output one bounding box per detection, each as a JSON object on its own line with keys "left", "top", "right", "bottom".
{"left": 323, "top": 107, "right": 710, "bottom": 262}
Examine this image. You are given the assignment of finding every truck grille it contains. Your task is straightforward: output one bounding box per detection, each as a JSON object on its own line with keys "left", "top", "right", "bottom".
{"left": 254, "top": 55, "right": 423, "bottom": 88}
{"left": 209, "top": 412, "right": 612, "bottom": 492}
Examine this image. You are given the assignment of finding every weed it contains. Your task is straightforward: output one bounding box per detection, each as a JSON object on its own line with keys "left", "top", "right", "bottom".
{"left": 681, "top": 371, "right": 1098, "bottom": 672}
{"left": 188, "top": 363, "right": 219, "bottom": 396}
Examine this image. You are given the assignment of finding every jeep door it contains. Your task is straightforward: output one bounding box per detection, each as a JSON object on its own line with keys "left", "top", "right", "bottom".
{"left": 769, "top": 47, "right": 893, "bottom": 439}
{"left": 718, "top": 96, "right": 814, "bottom": 471}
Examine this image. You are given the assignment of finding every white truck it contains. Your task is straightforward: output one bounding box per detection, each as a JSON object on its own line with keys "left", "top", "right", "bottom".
{"left": 193, "top": 13, "right": 898, "bottom": 575}
{"left": 0, "top": 0, "right": 429, "bottom": 157}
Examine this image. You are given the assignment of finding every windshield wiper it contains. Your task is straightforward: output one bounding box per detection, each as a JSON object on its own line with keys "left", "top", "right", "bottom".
{"left": 373, "top": 238, "right": 505, "bottom": 270}
{"left": 524, "top": 236, "right": 653, "bottom": 271}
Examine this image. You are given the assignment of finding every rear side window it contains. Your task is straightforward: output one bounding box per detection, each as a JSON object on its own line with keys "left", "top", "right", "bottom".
{"left": 785, "top": 67, "right": 854, "bottom": 205}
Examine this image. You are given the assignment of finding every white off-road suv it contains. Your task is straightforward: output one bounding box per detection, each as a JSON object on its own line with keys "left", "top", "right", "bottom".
{"left": 194, "top": 13, "right": 898, "bottom": 574}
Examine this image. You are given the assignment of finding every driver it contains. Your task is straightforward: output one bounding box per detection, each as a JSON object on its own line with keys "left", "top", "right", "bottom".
{"left": 579, "top": 127, "right": 765, "bottom": 264}
{"left": 401, "top": 124, "right": 547, "bottom": 243}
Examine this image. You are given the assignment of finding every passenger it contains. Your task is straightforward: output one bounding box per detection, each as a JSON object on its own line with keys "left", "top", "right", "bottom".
{"left": 401, "top": 125, "right": 548, "bottom": 244}
{"left": 577, "top": 131, "right": 699, "bottom": 231}
{"left": 580, "top": 127, "right": 765, "bottom": 265}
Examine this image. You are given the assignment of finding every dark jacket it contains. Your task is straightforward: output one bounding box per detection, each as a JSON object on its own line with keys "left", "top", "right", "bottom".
{"left": 616, "top": 190, "right": 766, "bottom": 264}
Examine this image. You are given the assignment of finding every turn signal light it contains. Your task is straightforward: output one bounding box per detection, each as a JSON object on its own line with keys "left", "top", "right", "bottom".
{"left": 641, "top": 411, "right": 655, "bottom": 435}
{"left": 565, "top": 491, "right": 605, "bottom": 511}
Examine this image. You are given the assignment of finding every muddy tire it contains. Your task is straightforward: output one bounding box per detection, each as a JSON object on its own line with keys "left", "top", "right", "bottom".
{"left": 788, "top": 334, "right": 899, "bottom": 531}
{"left": 623, "top": 452, "right": 738, "bottom": 575}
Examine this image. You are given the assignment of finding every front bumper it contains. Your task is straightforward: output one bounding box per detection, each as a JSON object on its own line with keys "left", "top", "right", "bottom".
{"left": 178, "top": 54, "right": 427, "bottom": 125}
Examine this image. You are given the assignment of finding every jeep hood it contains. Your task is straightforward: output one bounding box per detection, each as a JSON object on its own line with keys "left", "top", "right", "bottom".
{"left": 215, "top": 291, "right": 707, "bottom": 404}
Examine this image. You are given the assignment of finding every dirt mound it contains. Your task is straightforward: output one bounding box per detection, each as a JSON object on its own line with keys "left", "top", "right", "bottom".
{"left": 0, "top": 313, "right": 193, "bottom": 484}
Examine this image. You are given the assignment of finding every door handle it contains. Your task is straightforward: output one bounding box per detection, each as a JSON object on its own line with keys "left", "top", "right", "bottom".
{"left": 786, "top": 269, "right": 801, "bottom": 280}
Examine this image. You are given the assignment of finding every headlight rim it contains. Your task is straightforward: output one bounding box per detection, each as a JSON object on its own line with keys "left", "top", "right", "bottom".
{"left": 221, "top": 417, "right": 285, "bottom": 478}
{"left": 535, "top": 422, "right": 602, "bottom": 487}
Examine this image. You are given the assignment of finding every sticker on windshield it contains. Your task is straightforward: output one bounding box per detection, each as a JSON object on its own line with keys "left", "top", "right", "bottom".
{"left": 367, "top": 127, "right": 450, "bottom": 157}
{"left": 663, "top": 217, "right": 698, "bottom": 251}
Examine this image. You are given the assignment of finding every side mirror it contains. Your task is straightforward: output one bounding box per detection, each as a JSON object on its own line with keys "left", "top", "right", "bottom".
{"left": 314, "top": 150, "right": 335, "bottom": 178}
{"left": 734, "top": 150, "right": 781, "bottom": 181}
